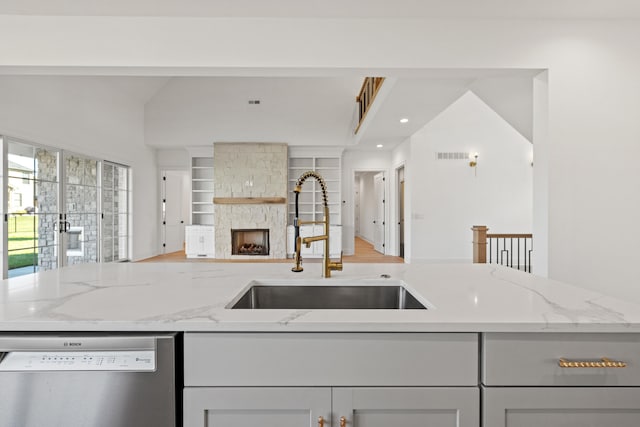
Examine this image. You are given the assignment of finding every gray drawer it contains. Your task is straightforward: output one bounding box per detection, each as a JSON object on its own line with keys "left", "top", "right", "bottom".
{"left": 483, "top": 333, "right": 640, "bottom": 386}
{"left": 185, "top": 332, "right": 478, "bottom": 386}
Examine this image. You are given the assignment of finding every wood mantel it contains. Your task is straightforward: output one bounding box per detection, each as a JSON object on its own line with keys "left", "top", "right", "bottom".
{"left": 213, "top": 197, "right": 287, "bottom": 205}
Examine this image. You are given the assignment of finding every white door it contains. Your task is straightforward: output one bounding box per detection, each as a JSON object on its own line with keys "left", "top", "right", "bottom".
{"left": 373, "top": 172, "right": 385, "bottom": 254}
{"left": 162, "top": 170, "right": 189, "bottom": 253}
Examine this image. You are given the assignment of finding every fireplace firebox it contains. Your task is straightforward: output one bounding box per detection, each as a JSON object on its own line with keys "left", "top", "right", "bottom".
{"left": 231, "top": 229, "right": 270, "bottom": 256}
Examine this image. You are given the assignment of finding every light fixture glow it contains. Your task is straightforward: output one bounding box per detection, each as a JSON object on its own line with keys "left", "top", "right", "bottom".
{"left": 469, "top": 152, "right": 478, "bottom": 167}
{"left": 469, "top": 152, "right": 479, "bottom": 177}
{"left": 400, "top": 118, "right": 409, "bottom": 123}
{"left": 376, "top": 144, "right": 384, "bottom": 148}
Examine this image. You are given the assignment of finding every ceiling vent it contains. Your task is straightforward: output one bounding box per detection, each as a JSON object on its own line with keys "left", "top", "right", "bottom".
{"left": 435, "top": 152, "right": 469, "bottom": 160}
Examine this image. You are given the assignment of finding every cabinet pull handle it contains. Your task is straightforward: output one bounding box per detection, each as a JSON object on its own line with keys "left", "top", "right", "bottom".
{"left": 340, "top": 416, "right": 347, "bottom": 427}
{"left": 558, "top": 357, "right": 627, "bottom": 368}
{"left": 318, "top": 416, "right": 324, "bottom": 427}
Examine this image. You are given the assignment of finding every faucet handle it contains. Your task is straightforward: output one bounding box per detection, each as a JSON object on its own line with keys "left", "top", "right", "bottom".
{"left": 328, "top": 251, "right": 344, "bottom": 272}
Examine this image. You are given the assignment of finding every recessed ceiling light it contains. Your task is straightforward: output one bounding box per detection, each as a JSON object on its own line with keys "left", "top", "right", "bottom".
{"left": 400, "top": 118, "right": 409, "bottom": 123}
{"left": 376, "top": 144, "right": 384, "bottom": 148}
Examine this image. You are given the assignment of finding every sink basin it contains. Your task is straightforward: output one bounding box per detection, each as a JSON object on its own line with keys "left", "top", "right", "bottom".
{"left": 228, "top": 280, "right": 427, "bottom": 310}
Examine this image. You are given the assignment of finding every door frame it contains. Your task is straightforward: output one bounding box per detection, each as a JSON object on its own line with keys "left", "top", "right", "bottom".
{"left": 58, "top": 150, "right": 103, "bottom": 268}
{"left": 160, "top": 169, "right": 189, "bottom": 254}
{"left": 395, "top": 164, "right": 405, "bottom": 259}
{"left": 352, "top": 168, "right": 389, "bottom": 255}
{"left": 1, "top": 135, "right": 132, "bottom": 278}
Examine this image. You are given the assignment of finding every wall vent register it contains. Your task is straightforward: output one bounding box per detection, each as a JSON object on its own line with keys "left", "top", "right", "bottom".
{"left": 436, "top": 152, "right": 470, "bottom": 160}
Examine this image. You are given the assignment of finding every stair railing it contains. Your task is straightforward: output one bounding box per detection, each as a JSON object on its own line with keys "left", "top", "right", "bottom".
{"left": 472, "top": 225, "right": 533, "bottom": 273}
{"left": 355, "top": 77, "right": 385, "bottom": 134}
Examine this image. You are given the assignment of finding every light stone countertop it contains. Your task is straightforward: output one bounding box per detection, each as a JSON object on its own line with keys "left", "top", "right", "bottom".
{"left": 1, "top": 262, "right": 639, "bottom": 333}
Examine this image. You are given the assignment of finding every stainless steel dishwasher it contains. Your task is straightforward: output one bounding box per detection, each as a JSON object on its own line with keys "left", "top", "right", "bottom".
{"left": 0, "top": 333, "right": 178, "bottom": 427}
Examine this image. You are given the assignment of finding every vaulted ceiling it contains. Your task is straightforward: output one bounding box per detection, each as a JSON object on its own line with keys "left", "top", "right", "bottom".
{"left": 2, "top": 0, "right": 594, "bottom": 150}
{"left": 141, "top": 69, "right": 539, "bottom": 150}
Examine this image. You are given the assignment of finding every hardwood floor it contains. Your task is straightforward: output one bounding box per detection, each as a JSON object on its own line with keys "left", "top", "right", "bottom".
{"left": 139, "top": 237, "right": 403, "bottom": 264}
{"left": 346, "top": 237, "right": 404, "bottom": 263}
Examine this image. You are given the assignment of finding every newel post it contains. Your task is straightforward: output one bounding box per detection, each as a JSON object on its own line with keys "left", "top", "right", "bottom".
{"left": 472, "top": 225, "right": 489, "bottom": 263}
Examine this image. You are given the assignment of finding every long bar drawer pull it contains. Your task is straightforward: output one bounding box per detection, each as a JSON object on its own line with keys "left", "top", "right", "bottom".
{"left": 558, "top": 357, "right": 627, "bottom": 368}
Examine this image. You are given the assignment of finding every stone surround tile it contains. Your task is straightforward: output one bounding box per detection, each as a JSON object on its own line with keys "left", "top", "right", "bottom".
{"left": 213, "top": 143, "right": 288, "bottom": 259}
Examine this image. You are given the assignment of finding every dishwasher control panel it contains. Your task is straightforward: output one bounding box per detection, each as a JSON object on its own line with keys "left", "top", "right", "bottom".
{"left": 0, "top": 351, "right": 156, "bottom": 371}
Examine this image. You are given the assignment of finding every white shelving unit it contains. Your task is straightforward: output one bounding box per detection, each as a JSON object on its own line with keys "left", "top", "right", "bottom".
{"left": 288, "top": 156, "right": 341, "bottom": 226}
{"left": 191, "top": 157, "right": 214, "bottom": 225}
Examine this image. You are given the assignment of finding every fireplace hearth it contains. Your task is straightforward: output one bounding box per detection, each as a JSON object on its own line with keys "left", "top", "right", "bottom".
{"left": 232, "top": 229, "right": 270, "bottom": 256}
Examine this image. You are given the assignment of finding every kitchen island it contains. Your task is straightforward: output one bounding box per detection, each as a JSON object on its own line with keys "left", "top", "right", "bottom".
{"left": 1, "top": 262, "right": 639, "bottom": 332}
{"left": 2, "top": 262, "right": 640, "bottom": 427}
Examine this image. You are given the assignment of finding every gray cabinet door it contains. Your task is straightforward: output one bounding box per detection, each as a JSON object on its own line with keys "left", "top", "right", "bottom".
{"left": 333, "top": 387, "right": 479, "bottom": 427}
{"left": 184, "top": 387, "right": 331, "bottom": 427}
{"left": 484, "top": 387, "right": 640, "bottom": 427}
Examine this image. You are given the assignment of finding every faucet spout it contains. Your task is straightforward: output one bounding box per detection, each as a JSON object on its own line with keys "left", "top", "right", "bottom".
{"left": 291, "top": 171, "right": 343, "bottom": 278}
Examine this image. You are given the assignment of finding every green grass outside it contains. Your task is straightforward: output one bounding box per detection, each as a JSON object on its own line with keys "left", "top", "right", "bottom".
{"left": 8, "top": 215, "right": 38, "bottom": 270}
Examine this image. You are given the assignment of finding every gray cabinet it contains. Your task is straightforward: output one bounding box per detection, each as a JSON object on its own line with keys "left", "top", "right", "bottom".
{"left": 482, "top": 333, "right": 640, "bottom": 426}
{"left": 184, "top": 387, "right": 477, "bottom": 427}
{"left": 334, "top": 387, "right": 478, "bottom": 427}
{"left": 484, "top": 387, "right": 640, "bottom": 427}
{"left": 183, "top": 333, "right": 479, "bottom": 427}
{"left": 184, "top": 387, "right": 330, "bottom": 427}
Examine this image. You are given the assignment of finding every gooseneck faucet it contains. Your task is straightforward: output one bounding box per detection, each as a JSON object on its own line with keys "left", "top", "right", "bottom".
{"left": 291, "top": 171, "right": 343, "bottom": 277}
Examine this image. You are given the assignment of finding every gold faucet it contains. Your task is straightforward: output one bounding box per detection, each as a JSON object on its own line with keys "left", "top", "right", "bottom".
{"left": 291, "top": 171, "right": 343, "bottom": 277}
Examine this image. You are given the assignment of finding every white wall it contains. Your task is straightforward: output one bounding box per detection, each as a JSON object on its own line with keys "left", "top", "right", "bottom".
{"left": 3, "top": 16, "right": 640, "bottom": 300}
{"left": 157, "top": 148, "right": 190, "bottom": 170}
{"left": 408, "top": 91, "right": 533, "bottom": 262}
{"left": 532, "top": 71, "right": 549, "bottom": 276}
{"left": 0, "top": 76, "right": 159, "bottom": 261}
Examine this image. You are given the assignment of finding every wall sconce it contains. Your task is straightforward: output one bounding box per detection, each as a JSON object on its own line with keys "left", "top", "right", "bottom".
{"left": 469, "top": 152, "right": 478, "bottom": 167}
{"left": 469, "top": 152, "right": 478, "bottom": 177}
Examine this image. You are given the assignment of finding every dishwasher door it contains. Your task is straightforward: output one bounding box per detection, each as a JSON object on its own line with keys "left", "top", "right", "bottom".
{"left": 0, "top": 333, "right": 177, "bottom": 427}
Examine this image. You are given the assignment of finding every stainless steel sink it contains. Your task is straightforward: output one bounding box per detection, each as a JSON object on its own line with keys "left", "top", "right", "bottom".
{"left": 229, "top": 280, "right": 427, "bottom": 309}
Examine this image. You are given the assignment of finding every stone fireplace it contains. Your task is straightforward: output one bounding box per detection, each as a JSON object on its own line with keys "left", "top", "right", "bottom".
{"left": 213, "top": 143, "right": 287, "bottom": 259}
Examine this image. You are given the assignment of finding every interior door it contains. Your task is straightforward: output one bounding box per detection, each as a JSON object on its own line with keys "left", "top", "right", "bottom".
{"left": 162, "top": 170, "right": 188, "bottom": 253}
{"left": 373, "top": 172, "right": 385, "bottom": 254}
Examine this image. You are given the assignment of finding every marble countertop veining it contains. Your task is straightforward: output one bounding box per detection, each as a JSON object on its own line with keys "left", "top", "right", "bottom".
{"left": 1, "top": 262, "right": 639, "bottom": 333}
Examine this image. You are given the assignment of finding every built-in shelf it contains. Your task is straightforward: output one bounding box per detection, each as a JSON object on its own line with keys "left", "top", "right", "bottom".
{"left": 288, "top": 156, "right": 341, "bottom": 225}
{"left": 191, "top": 157, "right": 214, "bottom": 225}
